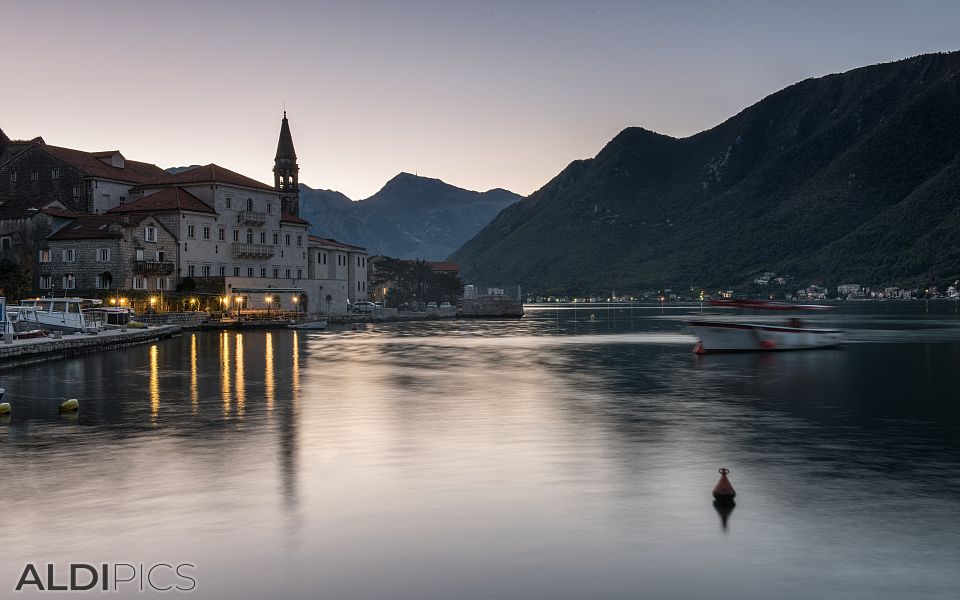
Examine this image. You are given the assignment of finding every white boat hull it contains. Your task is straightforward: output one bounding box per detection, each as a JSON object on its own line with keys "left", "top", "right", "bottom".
{"left": 688, "top": 321, "right": 845, "bottom": 353}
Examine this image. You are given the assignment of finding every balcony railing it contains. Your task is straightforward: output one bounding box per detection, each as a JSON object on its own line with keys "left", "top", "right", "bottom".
{"left": 232, "top": 242, "right": 275, "bottom": 257}
{"left": 134, "top": 260, "right": 176, "bottom": 274}
{"left": 238, "top": 210, "right": 267, "bottom": 225}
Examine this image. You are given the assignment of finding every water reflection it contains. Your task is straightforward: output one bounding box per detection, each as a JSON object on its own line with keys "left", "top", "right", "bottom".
{"left": 190, "top": 333, "right": 199, "bottom": 413}
{"left": 149, "top": 343, "right": 159, "bottom": 424}
{"left": 235, "top": 333, "right": 245, "bottom": 418}
{"left": 265, "top": 332, "right": 275, "bottom": 412}
{"left": 1, "top": 311, "right": 959, "bottom": 600}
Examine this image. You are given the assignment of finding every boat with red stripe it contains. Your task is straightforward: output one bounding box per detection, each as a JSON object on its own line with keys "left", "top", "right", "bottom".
{"left": 687, "top": 300, "right": 845, "bottom": 353}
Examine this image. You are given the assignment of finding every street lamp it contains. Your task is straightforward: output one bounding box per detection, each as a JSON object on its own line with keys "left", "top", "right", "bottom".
{"left": 265, "top": 295, "right": 273, "bottom": 319}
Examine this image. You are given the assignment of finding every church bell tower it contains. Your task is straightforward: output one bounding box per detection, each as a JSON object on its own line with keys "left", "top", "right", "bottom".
{"left": 274, "top": 111, "right": 300, "bottom": 216}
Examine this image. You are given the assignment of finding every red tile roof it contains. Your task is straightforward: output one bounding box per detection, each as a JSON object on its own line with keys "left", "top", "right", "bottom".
{"left": 0, "top": 194, "right": 52, "bottom": 220}
{"left": 280, "top": 212, "right": 310, "bottom": 225}
{"left": 141, "top": 163, "right": 275, "bottom": 191}
{"left": 307, "top": 235, "right": 366, "bottom": 251}
{"left": 42, "top": 208, "right": 84, "bottom": 219}
{"left": 108, "top": 187, "right": 216, "bottom": 214}
{"left": 428, "top": 261, "right": 460, "bottom": 272}
{"left": 43, "top": 145, "right": 171, "bottom": 183}
{"left": 47, "top": 214, "right": 149, "bottom": 240}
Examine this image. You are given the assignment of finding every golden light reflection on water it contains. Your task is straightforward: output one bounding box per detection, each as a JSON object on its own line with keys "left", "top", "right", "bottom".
{"left": 292, "top": 331, "right": 299, "bottom": 410}
{"left": 149, "top": 344, "right": 159, "bottom": 424}
{"left": 265, "top": 332, "right": 275, "bottom": 412}
{"left": 221, "top": 331, "right": 231, "bottom": 416}
{"left": 235, "top": 333, "right": 245, "bottom": 418}
{"left": 190, "top": 334, "right": 199, "bottom": 414}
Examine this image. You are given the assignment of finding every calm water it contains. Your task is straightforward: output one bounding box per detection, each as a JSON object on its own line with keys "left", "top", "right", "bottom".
{"left": 2, "top": 304, "right": 960, "bottom": 599}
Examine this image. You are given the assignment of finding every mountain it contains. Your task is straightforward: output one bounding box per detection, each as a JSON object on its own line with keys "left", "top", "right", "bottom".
{"left": 452, "top": 51, "right": 960, "bottom": 293}
{"left": 299, "top": 173, "right": 520, "bottom": 259}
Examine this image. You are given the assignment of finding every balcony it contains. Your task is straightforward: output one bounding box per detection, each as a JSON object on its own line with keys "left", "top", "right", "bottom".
{"left": 238, "top": 210, "right": 267, "bottom": 225}
{"left": 134, "top": 260, "right": 176, "bottom": 274}
{"left": 232, "top": 242, "right": 275, "bottom": 258}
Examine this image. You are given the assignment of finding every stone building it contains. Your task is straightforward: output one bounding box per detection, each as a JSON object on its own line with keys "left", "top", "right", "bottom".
{"left": 0, "top": 129, "right": 171, "bottom": 214}
{"left": 40, "top": 213, "right": 178, "bottom": 294}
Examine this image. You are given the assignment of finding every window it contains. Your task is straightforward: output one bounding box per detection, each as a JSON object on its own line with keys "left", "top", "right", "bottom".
{"left": 260, "top": 232, "right": 266, "bottom": 244}
{"left": 145, "top": 226, "right": 157, "bottom": 242}
{"left": 157, "top": 277, "right": 166, "bottom": 290}
{"left": 136, "top": 248, "right": 145, "bottom": 261}
{"left": 285, "top": 268, "right": 291, "bottom": 279}
{"left": 232, "top": 229, "right": 239, "bottom": 242}
{"left": 39, "top": 275, "right": 52, "bottom": 289}
{"left": 247, "top": 267, "right": 253, "bottom": 277}
{"left": 119, "top": 196, "right": 126, "bottom": 204}
{"left": 39, "top": 249, "right": 51, "bottom": 263}
{"left": 246, "top": 198, "right": 253, "bottom": 211}
{"left": 62, "top": 249, "right": 76, "bottom": 263}
{"left": 297, "top": 269, "right": 302, "bottom": 279}
{"left": 219, "top": 266, "right": 226, "bottom": 276}
{"left": 9, "top": 172, "right": 16, "bottom": 184}
{"left": 184, "top": 243, "right": 188, "bottom": 252}
{"left": 246, "top": 229, "right": 253, "bottom": 244}
{"left": 203, "top": 226, "right": 211, "bottom": 240}
{"left": 267, "top": 203, "right": 272, "bottom": 214}
{"left": 322, "top": 253, "right": 326, "bottom": 265}
{"left": 157, "top": 250, "right": 165, "bottom": 262}
{"left": 219, "top": 228, "right": 225, "bottom": 241}
{"left": 30, "top": 170, "right": 38, "bottom": 181}
{"left": 63, "top": 274, "right": 76, "bottom": 289}
{"left": 260, "top": 268, "right": 266, "bottom": 278}
{"left": 187, "top": 224, "right": 195, "bottom": 239}
{"left": 296, "top": 235, "right": 302, "bottom": 247}
{"left": 72, "top": 184, "right": 82, "bottom": 198}
{"left": 272, "top": 268, "right": 279, "bottom": 278}
{"left": 133, "top": 276, "right": 144, "bottom": 290}
{"left": 51, "top": 168, "right": 61, "bottom": 180}
{"left": 97, "top": 248, "right": 110, "bottom": 262}
{"left": 95, "top": 274, "right": 111, "bottom": 289}
{"left": 272, "top": 233, "right": 279, "bottom": 245}
{"left": 187, "top": 265, "right": 195, "bottom": 277}
{"left": 285, "top": 234, "right": 291, "bottom": 246}
{"left": 225, "top": 196, "right": 232, "bottom": 209}
{"left": 202, "top": 265, "right": 211, "bottom": 277}
{"left": 0, "top": 237, "right": 10, "bottom": 251}
{"left": 233, "top": 267, "right": 240, "bottom": 277}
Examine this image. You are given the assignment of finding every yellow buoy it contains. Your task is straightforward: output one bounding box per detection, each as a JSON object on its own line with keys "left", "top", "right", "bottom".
{"left": 59, "top": 399, "right": 80, "bottom": 412}
{"left": 0, "top": 402, "right": 10, "bottom": 415}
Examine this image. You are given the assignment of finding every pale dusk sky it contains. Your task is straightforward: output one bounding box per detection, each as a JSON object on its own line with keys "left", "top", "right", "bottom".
{"left": 3, "top": 0, "right": 958, "bottom": 199}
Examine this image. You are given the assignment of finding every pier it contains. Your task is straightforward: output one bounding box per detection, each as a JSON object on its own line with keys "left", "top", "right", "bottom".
{"left": 0, "top": 325, "right": 181, "bottom": 369}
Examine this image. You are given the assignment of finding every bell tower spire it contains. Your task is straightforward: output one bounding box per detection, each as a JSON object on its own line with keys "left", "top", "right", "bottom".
{"left": 274, "top": 111, "right": 300, "bottom": 215}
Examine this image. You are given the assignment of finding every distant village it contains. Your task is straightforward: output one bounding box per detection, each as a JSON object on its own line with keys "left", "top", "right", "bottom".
{"left": 526, "top": 271, "right": 960, "bottom": 304}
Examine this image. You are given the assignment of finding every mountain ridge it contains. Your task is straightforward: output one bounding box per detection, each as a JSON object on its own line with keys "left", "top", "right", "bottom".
{"left": 452, "top": 51, "right": 960, "bottom": 292}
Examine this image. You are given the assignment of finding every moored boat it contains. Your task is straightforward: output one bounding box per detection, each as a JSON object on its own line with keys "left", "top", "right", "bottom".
{"left": 688, "top": 300, "right": 845, "bottom": 353}
{"left": 10, "top": 298, "right": 104, "bottom": 333}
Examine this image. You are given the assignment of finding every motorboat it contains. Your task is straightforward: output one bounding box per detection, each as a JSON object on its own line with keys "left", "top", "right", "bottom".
{"left": 688, "top": 300, "right": 845, "bottom": 353}
{"left": 288, "top": 319, "right": 327, "bottom": 330}
{"left": 9, "top": 298, "right": 104, "bottom": 333}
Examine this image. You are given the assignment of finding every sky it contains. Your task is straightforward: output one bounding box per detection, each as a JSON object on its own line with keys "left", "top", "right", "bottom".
{"left": 3, "top": 0, "right": 959, "bottom": 199}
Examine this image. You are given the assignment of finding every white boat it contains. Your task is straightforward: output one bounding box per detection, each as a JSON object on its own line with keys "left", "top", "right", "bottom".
{"left": 287, "top": 320, "right": 327, "bottom": 330}
{"left": 688, "top": 300, "right": 845, "bottom": 353}
{"left": 10, "top": 298, "right": 104, "bottom": 333}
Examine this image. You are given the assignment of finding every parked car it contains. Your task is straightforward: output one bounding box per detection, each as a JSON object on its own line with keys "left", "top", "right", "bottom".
{"left": 426, "top": 302, "right": 438, "bottom": 309}
{"left": 352, "top": 301, "right": 377, "bottom": 313}
{"left": 440, "top": 302, "right": 452, "bottom": 308}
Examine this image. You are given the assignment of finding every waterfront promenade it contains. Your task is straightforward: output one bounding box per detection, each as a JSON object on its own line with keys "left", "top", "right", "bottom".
{"left": 0, "top": 325, "right": 180, "bottom": 369}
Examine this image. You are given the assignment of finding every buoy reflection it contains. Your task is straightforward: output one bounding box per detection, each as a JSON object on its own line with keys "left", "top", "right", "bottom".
{"left": 714, "top": 501, "right": 735, "bottom": 532}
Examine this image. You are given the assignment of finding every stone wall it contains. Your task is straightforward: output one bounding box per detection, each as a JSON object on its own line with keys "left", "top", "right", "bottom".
{"left": 0, "top": 325, "right": 180, "bottom": 369}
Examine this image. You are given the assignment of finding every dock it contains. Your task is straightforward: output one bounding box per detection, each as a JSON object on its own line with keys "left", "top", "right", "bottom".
{"left": 0, "top": 325, "right": 181, "bottom": 369}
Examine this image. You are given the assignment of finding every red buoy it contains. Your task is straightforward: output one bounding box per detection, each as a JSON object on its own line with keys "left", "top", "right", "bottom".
{"left": 712, "top": 467, "right": 736, "bottom": 505}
